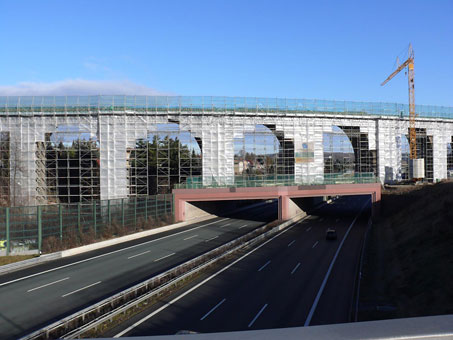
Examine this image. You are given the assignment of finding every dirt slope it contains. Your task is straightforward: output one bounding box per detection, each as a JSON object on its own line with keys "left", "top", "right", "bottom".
{"left": 359, "top": 181, "right": 453, "bottom": 320}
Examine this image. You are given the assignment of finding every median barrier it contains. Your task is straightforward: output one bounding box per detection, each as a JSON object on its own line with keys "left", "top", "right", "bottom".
{"left": 21, "top": 211, "right": 306, "bottom": 340}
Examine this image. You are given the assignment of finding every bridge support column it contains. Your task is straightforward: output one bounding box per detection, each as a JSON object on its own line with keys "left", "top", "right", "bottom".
{"left": 278, "top": 195, "right": 306, "bottom": 221}
{"left": 175, "top": 198, "right": 184, "bottom": 222}
{"left": 371, "top": 191, "right": 381, "bottom": 218}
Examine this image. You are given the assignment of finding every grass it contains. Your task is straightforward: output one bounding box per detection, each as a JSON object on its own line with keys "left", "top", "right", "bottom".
{"left": 0, "top": 255, "right": 38, "bottom": 266}
{"left": 359, "top": 181, "right": 453, "bottom": 321}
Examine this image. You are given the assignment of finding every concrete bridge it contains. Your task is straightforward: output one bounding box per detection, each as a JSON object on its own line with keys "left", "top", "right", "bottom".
{"left": 0, "top": 96, "right": 452, "bottom": 206}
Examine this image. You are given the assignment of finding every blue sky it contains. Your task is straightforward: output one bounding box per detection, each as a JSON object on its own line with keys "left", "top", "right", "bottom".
{"left": 0, "top": 0, "right": 452, "bottom": 105}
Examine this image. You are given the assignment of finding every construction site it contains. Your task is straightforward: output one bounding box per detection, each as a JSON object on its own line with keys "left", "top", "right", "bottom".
{"left": 0, "top": 94, "right": 451, "bottom": 207}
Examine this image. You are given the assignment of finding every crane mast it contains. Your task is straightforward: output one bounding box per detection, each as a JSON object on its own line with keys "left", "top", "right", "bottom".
{"left": 381, "top": 44, "right": 417, "bottom": 159}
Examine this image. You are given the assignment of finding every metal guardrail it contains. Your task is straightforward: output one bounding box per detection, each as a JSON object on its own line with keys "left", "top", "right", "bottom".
{"left": 20, "top": 215, "right": 303, "bottom": 340}
{"left": 353, "top": 216, "right": 373, "bottom": 322}
{"left": 1, "top": 96, "right": 452, "bottom": 119}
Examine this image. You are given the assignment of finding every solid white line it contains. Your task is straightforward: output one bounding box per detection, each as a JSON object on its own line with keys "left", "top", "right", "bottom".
{"left": 306, "top": 227, "right": 312, "bottom": 232}
{"left": 127, "top": 250, "right": 150, "bottom": 259}
{"left": 291, "top": 263, "right": 301, "bottom": 275}
{"left": 0, "top": 218, "right": 230, "bottom": 288}
{"left": 248, "top": 303, "right": 268, "bottom": 328}
{"left": 27, "top": 277, "right": 69, "bottom": 292}
{"left": 62, "top": 281, "right": 101, "bottom": 297}
{"left": 183, "top": 235, "right": 198, "bottom": 241}
{"left": 200, "top": 298, "right": 226, "bottom": 321}
{"left": 220, "top": 223, "right": 231, "bottom": 228}
{"left": 153, "top": 253, "right": 175, "bottom": 262}
{"left": 304, "top": 199, "right": 370, "bottom": 327}
{"left": 312, "top": 241, "right": 319, "bottom": 248}
{"left": 239, "top": 224, "right": 248, "bottom": 229}
{"left": 380, "top": 334, "right": 453, "bottom": 340}
{"left": 113, "top": 217, "right": 305, "bottom": 338}
{"left": 205, "top": 236, "right": 219, "bottom": 242}
{"left": 258, "top": 260, "right": 271, "bottom": 272}
{"left": 287, "top": 240, "right": 296, "bottom": 247}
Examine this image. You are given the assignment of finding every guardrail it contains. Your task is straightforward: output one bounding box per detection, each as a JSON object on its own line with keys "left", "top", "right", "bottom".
{"left": 352, "top": 215, "right": 373, "bottom": 322}
{"left": 174, "top": 174, "right": 379, "bottom": 189}
{"left": 1, "top": 96, "right": 453, "bottom": 120}
{"left": 21, "top": 214, "right": 305, "bottom": 340}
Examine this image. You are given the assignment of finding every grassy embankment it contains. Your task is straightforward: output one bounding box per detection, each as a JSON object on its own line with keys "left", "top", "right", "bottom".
{"left": 0, "top": 255, "right": 38, "bottom": 266}
{"left": 360, "top": 181, "right": 453, "bottom": 320}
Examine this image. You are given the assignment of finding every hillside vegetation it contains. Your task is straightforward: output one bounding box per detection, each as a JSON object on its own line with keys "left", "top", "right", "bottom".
{"left": 360, "top": 181, "right": 453, "bottom": 320}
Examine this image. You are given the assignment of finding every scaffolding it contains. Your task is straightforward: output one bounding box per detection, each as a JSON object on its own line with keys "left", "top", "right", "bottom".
{"left": 0, "top": 95, "right": 452, "bottom": 206}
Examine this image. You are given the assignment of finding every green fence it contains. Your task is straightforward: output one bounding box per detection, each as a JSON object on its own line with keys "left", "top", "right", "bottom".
{"left": 1, "top": 95, "right": 453, "bottom": 119}
{"left": 0, "top": 195, "right": 173, "bottom": 255}
{"left": 175, "top": 173, "right": 379, "bottom": 189}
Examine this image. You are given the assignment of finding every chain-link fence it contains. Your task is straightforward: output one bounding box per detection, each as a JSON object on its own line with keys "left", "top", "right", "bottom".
{"left": 0, "top": 194, "right": 173, "bottom": 255}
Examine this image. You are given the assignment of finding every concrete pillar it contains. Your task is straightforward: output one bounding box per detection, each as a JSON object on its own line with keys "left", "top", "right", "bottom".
{"left": 190, "top": 120, "right": 235, "bottom": 186}
{"left": 99, "top": 115, "right": 128, "bottom": 200}
{"left": 174, "top": 198, "right": 185, "bottom": 222}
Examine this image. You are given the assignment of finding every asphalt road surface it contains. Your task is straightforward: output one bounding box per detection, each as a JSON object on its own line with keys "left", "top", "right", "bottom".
{"left": 113, "top": 195, "right": 371, "bottom": 337}
{"left": 0, "top": 201, "right": 278, "bottom": 340}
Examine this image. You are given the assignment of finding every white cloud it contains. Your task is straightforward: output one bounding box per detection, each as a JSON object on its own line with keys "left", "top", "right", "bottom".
{"left": 0, "top": 79, "right": 165, "bottom": 96}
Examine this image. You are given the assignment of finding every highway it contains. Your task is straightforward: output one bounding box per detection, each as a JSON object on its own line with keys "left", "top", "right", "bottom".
{"left": 111, "top": 195, "right": 371, "bottom": 337}
{"left": 0, "top": 201, "right": 278, "bottom": 340}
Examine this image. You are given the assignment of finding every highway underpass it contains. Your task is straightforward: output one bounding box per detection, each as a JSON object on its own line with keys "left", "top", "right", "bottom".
{"left": 106, "top": 195, "right": 372, "bottom": 337}
{"left": 0, "top": 202, "right": 278, "bottom": 340}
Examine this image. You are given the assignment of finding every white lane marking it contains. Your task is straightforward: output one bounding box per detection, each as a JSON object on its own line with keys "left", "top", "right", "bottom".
{"left": 113, "top": 217, "right": 307, "bottom": 338}
{"left": 287, "top": 240, "right": 296, "bottom": 247}
{"left": 62, "top": 281, "right": 101, "bottom": 297}
{"left": 220, "top": 223, "right": 231, "bottom": 228}
{"left": 304, "top": 199, "right": 370, "bottom": 327}
{"left": 239, "top": 224, "right": 248, "bottom": 229}
{"left": 127, "top": 250, "right": 150, "bottom": 259}
{"left": 306, "top": 227, "right": 312, "bottom": 232}
{"left": 200, "top": 298, "right": 226, "bottom": 321}
{"left": 183, "top": 235, "right": 198, "bottom": 241}
{"left": 205, "top": 236, "right": 219, "bottom": 242}
{"left": 153, "top": 253, "right": 175, "bottom": 262}
{"left": 0, "top": 218, "right": 231, "bottom": 288}
{"left": 312, "top": 241, "right": 319, "bottom": 248}
{"left": 258, "top": 260, "right": 271, "bottom": 272}
{"left": 291, "top": 263, "right": 301, "bottom": 275}
{"left": 27, "top": 277, "right": 69, "bottom": 292}
{"left": 374, "top": 334, "right": 453, "bottom": 340}
{"left": 248, "top": 303, "right": 268, "bottom": 328}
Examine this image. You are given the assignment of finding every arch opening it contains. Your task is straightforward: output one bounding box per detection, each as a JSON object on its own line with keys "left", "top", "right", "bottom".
{"left": 37, "top": 126, "right": 100, "bottom": 204}
{"left": 234, "top": 124, "right": 294, "bottom": 180}
{"left": 128, "top": 123, "right": 202, "bottom": 196}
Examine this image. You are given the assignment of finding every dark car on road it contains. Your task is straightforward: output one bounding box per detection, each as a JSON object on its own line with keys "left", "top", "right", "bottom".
{"left": 326, "top": 228, "right": 337, "bottom": 240}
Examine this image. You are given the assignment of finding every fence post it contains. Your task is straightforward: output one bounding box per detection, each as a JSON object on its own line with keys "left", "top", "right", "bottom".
{"left": 121, "top": 198, "right": 125, "bottom": 227}
{"left": 37, "top": 206, "right": 42, "bottom": 253}
{"left": 171, "top": 194, "right": 174, "bottom": 217}
{"left": 5, "top": 207, "right": 10, "bottom": 255}
{"left": 59, "top": 204, "right": 63, "bottom": 241}
{"left": 145, "top": 197, "right": 148, "bottom": 222}
{"left": 108, "top": 200, "right": 111, "bottom": 224}
{"left": 77, "top": 202, "right": 81, "bottom": 233}
{"left": 93, "top": 200, "right": 97, "bottom": 237}
{"left": 155, "top": 195, "right": 158, "bottom": 218}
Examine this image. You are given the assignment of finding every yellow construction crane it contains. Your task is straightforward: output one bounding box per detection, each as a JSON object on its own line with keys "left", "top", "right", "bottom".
{"left": 381, "top": 44, "right": 424, "bottom": 180}
{"left": 381, "top": 44, "right": 417, "bottom": 160}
